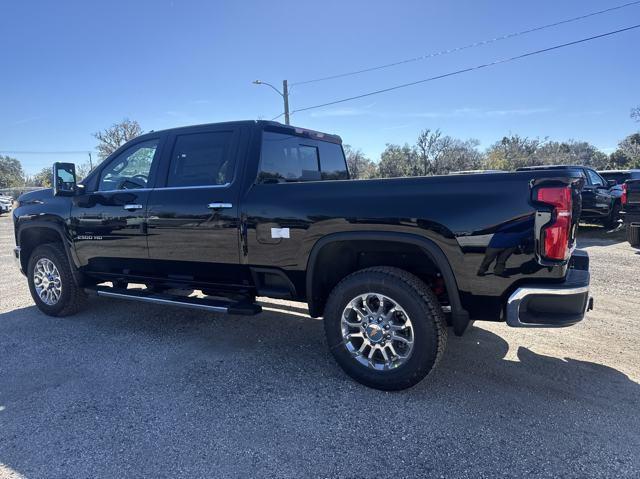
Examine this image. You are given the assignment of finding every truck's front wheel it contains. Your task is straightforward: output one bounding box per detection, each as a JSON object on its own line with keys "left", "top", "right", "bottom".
{"left": 27, "top": 243, "right": 86, "bottom": 317}
{"left": 323, "top": 267, "right": 447, "bottom": 390}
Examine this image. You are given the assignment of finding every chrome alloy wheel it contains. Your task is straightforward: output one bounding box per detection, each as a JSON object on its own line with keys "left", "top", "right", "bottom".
{"left": 341, "top": 293, "right": 415, "bottom": 370}
{"left": 33, "top": 258, "right": 62, "bottom": 305}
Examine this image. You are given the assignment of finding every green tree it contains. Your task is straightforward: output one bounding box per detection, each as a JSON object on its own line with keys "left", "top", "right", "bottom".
{"left": 32, "top": 167, "right": 53, "bottom": 187}
{"left": 537, "top": 140, "right": 608, "bottom": 169}
{"left": 93, "top": 118, "right": 142, "bottom": 160}
{"left": 377, "top": 144, "right": 418, "bottom": 178}
{"left": 343, "top": 145, "right": 376, "bottom": 179}
{"left": 439, "top": 138, "right": 484, "bottom": 173}
{"left": 485, "top": 135, "right": 543, "bottom": 170}
{"left": 0, "top": 155, "right": 25, "bottom": 188}
{"left": 616, "top": 133, "right": 640, "bottom": 168}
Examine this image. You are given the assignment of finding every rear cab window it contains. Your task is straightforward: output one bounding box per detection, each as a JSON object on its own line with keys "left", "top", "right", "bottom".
{"left": 259, "top": 130, "right": 348, "bottom": 183}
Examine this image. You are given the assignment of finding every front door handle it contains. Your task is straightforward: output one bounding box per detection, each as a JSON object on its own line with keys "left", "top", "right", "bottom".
{"left": 208, "top": 202, "right": 233, "bottom": 209}
{"left": 123, "top": 204, "right": 143, "bottom": 211}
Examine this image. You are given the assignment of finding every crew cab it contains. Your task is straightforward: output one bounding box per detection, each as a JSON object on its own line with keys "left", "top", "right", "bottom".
{"left": 518, "top": 165, "right": 620, "bottom": 228}
{"left": 12, "top": 121, "right": 592, "bottom": 390}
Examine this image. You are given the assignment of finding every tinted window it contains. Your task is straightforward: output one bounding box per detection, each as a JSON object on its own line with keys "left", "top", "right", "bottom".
{"left": 259, "top": 132, "right": 321, "bottom": 182}
{"left": 167, "top": 131, "right": 234, "bottom": 187}
{"left": 259, "top": 131, "right": 348, "bottom": 182}
{"left": 586, "top": 169, "right": 605, "bottom": 186}
{"left": 319, "top": 142, "right": 348, "bottom": 180}
{"left": 600, "top": 172, "right": 630, "bottom": 184}
{"left": 98, "top": 139, "right": 159, "bottom": 191}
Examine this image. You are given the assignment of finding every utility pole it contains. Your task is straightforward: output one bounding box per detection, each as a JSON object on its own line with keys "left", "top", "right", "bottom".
{"left": 253, "top": 79, "right": 291, "bottom": 125}
{"left": 88, "top": 152, "right": 93, "bottom": 170}
{"left": 282, "top": 80, "right": 290, "bottom": 125}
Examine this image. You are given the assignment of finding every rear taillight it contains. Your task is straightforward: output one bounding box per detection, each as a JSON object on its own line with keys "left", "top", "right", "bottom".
{"left": 536, "top": 186, "right": 572, "bottom": 260}
{"left": 621, "top": 183, "right": 628, "bottom": 206}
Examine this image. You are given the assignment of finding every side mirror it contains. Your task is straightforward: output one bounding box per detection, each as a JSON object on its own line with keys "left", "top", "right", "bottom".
{"left": 607, "top": 179, "right": 617, "bottom": 187}
{"left": 52, "top": 162, "right": 77, "bottom": 196}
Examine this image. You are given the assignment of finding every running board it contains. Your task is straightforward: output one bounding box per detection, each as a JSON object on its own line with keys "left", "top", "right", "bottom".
{"left": 87, "top": 286, "right": 262, "bottom": 316}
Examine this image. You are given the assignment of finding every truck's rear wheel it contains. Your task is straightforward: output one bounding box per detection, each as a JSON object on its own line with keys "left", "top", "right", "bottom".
{"left": 323, "top": 267, "right": 447, "bottom": 390}
{"left": 27, "top": 243, "right": 86, "bottom": 317}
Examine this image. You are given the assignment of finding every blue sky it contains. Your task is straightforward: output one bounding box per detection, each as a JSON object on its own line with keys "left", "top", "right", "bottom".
{"left": 1, "top": 0, "right": 639, "bottom": 175}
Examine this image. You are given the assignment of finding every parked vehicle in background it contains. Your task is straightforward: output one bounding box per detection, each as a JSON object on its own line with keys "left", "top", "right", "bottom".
{"left": 11, "top": 120, "right": 592, "bottom": 390}
{"left": 621, "top": 179, "right": 640, "bottom": 246}
{"left": 517, "top": 165, "right": 620, "bottom": 228}
{"left": 0, "top": 195, "right": 14, "bottom": 214}
{"left": 598, "top": 169, "right": 640, "bottom": 186}
{"left": 599, "top": 170, "right": 640, "bottom": 226}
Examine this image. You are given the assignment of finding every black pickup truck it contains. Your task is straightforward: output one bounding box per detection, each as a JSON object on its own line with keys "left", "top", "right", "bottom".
{"left": 12, "top": 121, "right": 592, "bottom": 390}
{"left": 622, "top": 179, "right": 640, "bottom": 246}
{"left": 518, "top": 165, "right": 620, "bottom": 227}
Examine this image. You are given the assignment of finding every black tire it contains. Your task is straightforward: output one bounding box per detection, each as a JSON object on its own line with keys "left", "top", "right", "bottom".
{"left": 628, "top": 225, "right": 640, "bottom": 247}
{"left": 323, "top": 266, "right": 447, "bottom": 391}
{"left": 604, "top": 202, "right": 622, "bottom": 229}
{"left": 27, "top": 243, "right": 86, "bottom": 317}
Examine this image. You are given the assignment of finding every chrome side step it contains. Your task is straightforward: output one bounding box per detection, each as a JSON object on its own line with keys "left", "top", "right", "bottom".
{"left": 89, "top": 287, "right": 262, "bottom": 315}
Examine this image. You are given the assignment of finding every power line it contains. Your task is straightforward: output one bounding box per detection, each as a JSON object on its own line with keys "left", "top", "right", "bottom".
{"left": 290, "top": 24, "right": 640, "bottom": 115}
{"left": 291, "top": 0, "right": 640, "bottom": 86}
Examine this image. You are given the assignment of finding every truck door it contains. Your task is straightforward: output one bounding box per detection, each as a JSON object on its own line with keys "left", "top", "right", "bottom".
{"left": 71, "top": 137, "right": 163, "bottom": 274}
{"left": 145, "top": 125, "right": 246, "bottom": 287}
{"left": 583, "top": 168, "right": 612, "bottom": 218}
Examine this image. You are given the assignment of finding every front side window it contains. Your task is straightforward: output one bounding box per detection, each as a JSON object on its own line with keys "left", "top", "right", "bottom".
{"left": 167, "top": 131, "right": 234, "bottom": 187}
{"left": 586, "top": 169, "right": 605, "bottom": 187}
{"left": 98, "top": 139, "right": 159, "bottom": 191}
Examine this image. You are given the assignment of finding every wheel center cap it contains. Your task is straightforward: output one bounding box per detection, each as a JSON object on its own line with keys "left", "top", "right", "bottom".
{"left": 365, "top": 323, "right": 384, "bottom": 342}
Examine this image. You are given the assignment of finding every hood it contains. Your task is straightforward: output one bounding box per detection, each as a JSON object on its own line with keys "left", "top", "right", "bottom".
{"left": 17, "top": 188, "right": 53, "bottom": 204}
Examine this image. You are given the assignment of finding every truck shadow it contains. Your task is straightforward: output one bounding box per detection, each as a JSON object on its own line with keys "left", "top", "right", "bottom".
{"left": 1, "top": 300, "right": 637, "bottom": 403}
{"left": 0, "top": 301, "right": 638, "bottom": 477}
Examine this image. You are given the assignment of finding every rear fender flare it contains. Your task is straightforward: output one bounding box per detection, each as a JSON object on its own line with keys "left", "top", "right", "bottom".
{"left": 305, "top": 231, "right": 470, "bottom": 334}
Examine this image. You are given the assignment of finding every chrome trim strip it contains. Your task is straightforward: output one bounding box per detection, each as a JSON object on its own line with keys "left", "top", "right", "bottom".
{"left": 123, "top": 204, "right": 143, "bottom": 211}
{"left": 155, "top": 183, "right": 231, "bottom": 191}
{"left": 94, "top": 183, "right": 231, "bottom": 194}
{"left": 208, "top": 202, "right": 233, "bottom": 209}
{"left": 95, "top": 188, "right": 152, "bottom": 194}
{"left": 96, "top": 290, "right": 229, "bottom": 313}
{"left": 506, "top": 284, "right": 590, "bottom": 328}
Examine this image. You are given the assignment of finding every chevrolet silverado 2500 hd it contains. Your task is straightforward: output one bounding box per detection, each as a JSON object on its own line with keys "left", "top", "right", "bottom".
{"left": 12, "top": 121, "right": 592, "bottom": 390}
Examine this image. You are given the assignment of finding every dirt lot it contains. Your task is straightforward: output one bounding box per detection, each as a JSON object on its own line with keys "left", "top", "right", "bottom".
{"left": 0, "top": 213, "right": 638, "bottom": 478}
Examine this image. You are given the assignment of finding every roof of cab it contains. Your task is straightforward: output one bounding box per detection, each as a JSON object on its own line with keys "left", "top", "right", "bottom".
{"left": 141, "top": 120, "right": 342, "bottom": 144}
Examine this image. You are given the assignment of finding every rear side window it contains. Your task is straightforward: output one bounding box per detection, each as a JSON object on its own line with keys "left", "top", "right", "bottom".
{"left": 319, "top": 142, "right": 349, "bottom": 180}
{"left": 167, "top": 131, "right": 234, "bottom": 187}
{"left": 259, "top": 131, "right": 348, "bottom": 183}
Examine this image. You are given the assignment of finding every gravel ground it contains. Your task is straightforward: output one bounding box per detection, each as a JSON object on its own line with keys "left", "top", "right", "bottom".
{"left": 0, "top": 213, "right": 638, "bottom": 478}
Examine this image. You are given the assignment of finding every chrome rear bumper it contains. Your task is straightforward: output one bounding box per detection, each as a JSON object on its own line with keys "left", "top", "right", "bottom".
{"left": 506, "top": 252, "right": 592, "bottom": 328}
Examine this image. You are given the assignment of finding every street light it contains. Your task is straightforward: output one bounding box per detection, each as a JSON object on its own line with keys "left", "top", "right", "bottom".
{"left": 253, "top": 79, "right": 290, "bottom": 125}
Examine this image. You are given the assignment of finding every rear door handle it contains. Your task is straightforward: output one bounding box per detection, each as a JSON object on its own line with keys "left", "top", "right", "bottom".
{"left": 123, "top": 204, "right": 143, "bottom": 211}
{"left": 208, "top": 202, "right": 233, "bottom": 209}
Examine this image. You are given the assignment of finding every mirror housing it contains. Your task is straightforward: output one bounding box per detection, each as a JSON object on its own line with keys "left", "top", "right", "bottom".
{"left": 52, "top": 162, "right": 77, "bottom": 196}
